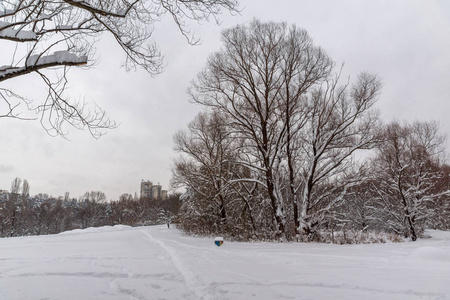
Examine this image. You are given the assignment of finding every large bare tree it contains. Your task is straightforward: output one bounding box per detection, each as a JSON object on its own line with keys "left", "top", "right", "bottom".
{"left": 0, "top": 0, "right": 239, "bottom": 137}
{"left": 189, "top": 19, "right": 333, "bottom": 239}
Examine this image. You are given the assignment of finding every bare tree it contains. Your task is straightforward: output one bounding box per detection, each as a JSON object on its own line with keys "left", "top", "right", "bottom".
{"left": 77, "top": 191, "right": 106, "bottom": 228}
{"left": 189, "top": 19, "right": 332, "bottom": 240}
{"left": 0, "top": 0, "right": 239, "bottom": 137}
{"left": 173, "top": 111, "right": 237, "bottom": 233}
{"left": 21, "top": 179, "right": 30, "bottom": 199}
{"left": 371, "top": 121, "right": 448, "bottom": 241}
{"left": 83, "top": 191, "right": 107, "bottom": 203}
{"left": 426, "top": 164, "right": 450, "bottom": 230}
{"left": 297, "top": 72, "right": 381, "bottom": 239}
{"left": 9, "top": 177, "right": 22, "bottom": 236}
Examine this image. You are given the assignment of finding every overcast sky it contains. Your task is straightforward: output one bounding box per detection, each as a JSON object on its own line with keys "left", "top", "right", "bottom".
{"left": 1, "top": 0, "right": 450, "bottom": 200}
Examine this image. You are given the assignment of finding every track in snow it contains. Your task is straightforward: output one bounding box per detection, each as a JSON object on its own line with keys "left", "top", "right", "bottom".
{"left": 140, "top": 229, "right": 211, "bottom": 300}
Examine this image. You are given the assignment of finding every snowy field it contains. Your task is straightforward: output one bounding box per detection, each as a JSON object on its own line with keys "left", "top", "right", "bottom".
{"left": 1, "top": 226, "right": 450, "bottom": 300}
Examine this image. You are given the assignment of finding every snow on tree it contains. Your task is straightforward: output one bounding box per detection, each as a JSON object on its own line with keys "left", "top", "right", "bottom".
{"left": 189, "top": 19, "right": 334, "bottom": 240}
{"left": 0, "top": 0, "right": 239, "bottom": 137}
{"left": 186, "top": 19, "right": 382, "bottom": 241}
{"left": 173, "top": 111, "right": 269, "bottom": 238}
{"left": 172, "top": 112, "right": 234, "bottom": 232}
{"left": 297, "top": 72, "right": 381, "bottom": 239}
{"left": 370, "top": 121, "right": 449, "bottom": 241}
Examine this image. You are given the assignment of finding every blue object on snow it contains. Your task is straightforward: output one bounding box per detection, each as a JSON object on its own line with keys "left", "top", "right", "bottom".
{"left": 215, "top": 237, "right": 224, "bottom": 247}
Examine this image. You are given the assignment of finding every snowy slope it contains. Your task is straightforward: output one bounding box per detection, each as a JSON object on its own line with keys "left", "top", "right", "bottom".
{"left": 1, "top": 225, "right": 449, "bottom": 300}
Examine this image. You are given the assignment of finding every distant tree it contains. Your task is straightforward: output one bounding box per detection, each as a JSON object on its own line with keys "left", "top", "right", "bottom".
{"left": 428, "top": 164, "right": 450, "bottom": 229}
{"left": 83, "top": 191, "right": 107, "bottom": 203}
{"left": 0, "top": 0, "right": 239, "bottom": 137}
{"left": 78, "top": 191, "right": 107, "bottom": 228}
{"left": 33, "top": 198, "right": 52, "bottom": 235}
{"left": 0, "top": 202, "right": 5, "bottom": 236}
{"left": 21, "top": 179, "right": 30, "bottom": 199}
{"left": 9, "top": 177, "right": 22, "bottom": 236}
{"left": 164, "top": 193, "right": 182, "bottom": 215}
{"left": 109, "top": 199, "right": 126, "bottom": 225}
{"left": 371, "top": 121, "right": 448, "bottom": 241}
{"left": 10, "top": 177, "right": 21, "bottom": 195}
{"left": 158, "top": 208, "right": 174, "bottom": 228}
{"left": 0, "top": 188, "right": 187, "bottom": 237}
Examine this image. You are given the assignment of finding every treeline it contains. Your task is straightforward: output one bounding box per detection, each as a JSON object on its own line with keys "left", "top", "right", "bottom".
{"left": 172, "top": 20, "right": 450, "bottom": 242}
{"left": 0, "top": 184, "right": 181, "bottom": 238}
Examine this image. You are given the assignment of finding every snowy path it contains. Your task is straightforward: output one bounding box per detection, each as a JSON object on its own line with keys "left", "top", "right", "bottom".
{"left": 1, "top": 225, "right": 450, "bottom": 299}
{"left": 140, "top": 229, "right": 207, "bottom": 299}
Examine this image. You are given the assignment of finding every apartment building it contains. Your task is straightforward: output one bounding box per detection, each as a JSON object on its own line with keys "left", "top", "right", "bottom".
{"left": 140, "top": 180, "right": 167, "bottom": 200}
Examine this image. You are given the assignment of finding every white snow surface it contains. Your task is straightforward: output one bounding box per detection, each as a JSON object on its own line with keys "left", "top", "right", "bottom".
{"left": 1, "top": 226, "right": 449, "bottom": 300}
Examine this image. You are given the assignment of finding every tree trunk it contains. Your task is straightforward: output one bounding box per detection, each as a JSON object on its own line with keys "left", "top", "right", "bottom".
{"left": 266, "top": 169, "right": 286, "bottom": 240}
{"left": 398, "top": 176, "right": 417, "bottom": 241}
{"left": 10, "top": 208, "right": 16, "bottom": 237}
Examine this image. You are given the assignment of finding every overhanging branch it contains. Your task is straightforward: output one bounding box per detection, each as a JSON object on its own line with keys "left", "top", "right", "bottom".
{"left": 0, "top": 52, "right": 87, "bottom": 82}
{"left": 62, "top": 0, "right": 138, "bottom": 18}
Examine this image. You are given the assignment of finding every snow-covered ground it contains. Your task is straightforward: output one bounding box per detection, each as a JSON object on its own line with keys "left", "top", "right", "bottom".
{"left": 1, "top": 226, "right": 449, "bottom": 300}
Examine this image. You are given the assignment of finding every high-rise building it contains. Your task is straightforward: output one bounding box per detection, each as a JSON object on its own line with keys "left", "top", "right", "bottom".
{"left": 152, "top": 184, "right": 162, "bottom": 199}
{"left": 140, "top": 180, "right": 168, "bottom": 200}
{"left": 140, "top": 180, "right": 153, "bottom": 199}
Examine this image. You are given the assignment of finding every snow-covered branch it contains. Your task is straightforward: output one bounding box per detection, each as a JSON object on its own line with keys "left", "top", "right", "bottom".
{"left": 0, "top": 21, "right": 37, "bottom": 41}
{"left": 0, "top": 51, "right": 87, "bottom": 82}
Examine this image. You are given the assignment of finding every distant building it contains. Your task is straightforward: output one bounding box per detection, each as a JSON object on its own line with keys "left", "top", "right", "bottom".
{"left": 152, "top": 184, "right": 162, "bottom": 199}
{"left": 140, "top": 180, "right": 167, "bottom": 200}
{"left": 140, "top": 180, "right": 153, "bottom": 199}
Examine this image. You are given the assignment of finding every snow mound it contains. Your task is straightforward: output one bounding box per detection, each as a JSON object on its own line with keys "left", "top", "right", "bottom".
{"left": 58, "top": 225, "right": 132, "bottom": 236}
